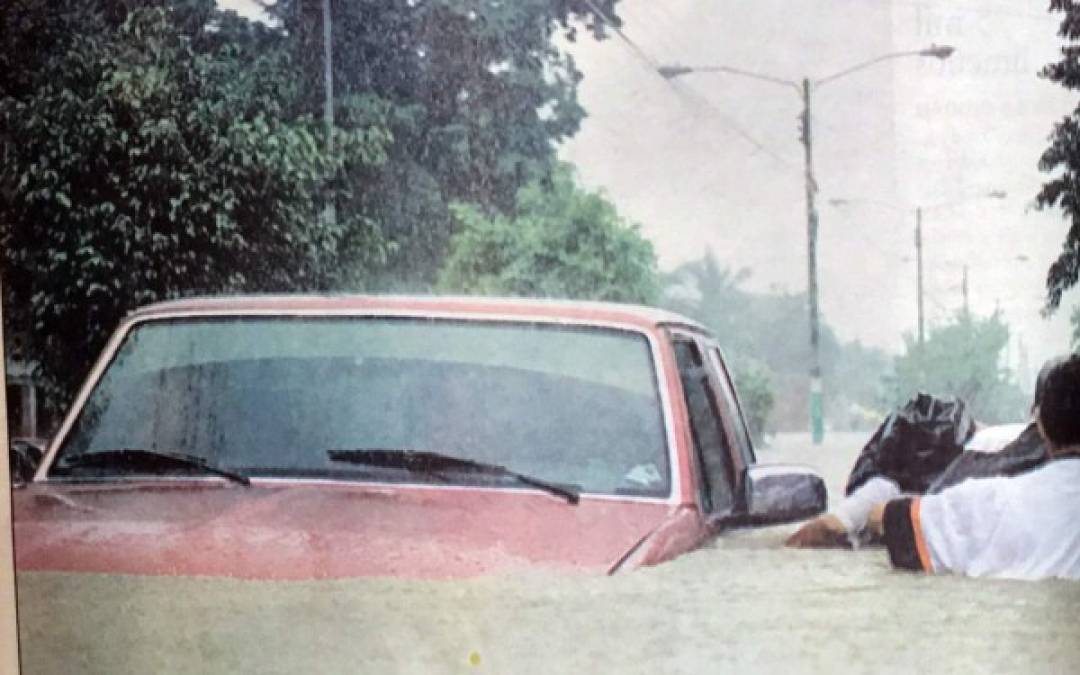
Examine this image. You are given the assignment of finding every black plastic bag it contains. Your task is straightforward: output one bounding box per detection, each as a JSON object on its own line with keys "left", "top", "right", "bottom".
{"left": 845, "top": 393, "right": 976, "bottom": 495}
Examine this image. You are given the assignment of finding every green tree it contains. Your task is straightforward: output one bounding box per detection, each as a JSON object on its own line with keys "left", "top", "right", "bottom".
{"left": 437, "top": 163, "right": 658, "bottom": 303}
{"left": 662, "top": 251, "right": 891, "bottom": 435}
{"left": 0, "top": 2, "right": 390, "bottom": 410}
{"left": 890, "top": 310, "right": 1027, "bottom": 423}
{"left": 663, "top": 253, "right": 754, "bottom": 354}
{"left": 727, "top": 357, "right": 775, "bottom": 445}
{"left": 1037, "top": 0, "right": 1080, "bottom": 311}
{"left": 662, "top": 254, "right": 773, "bottom": 440}
{"left": 266, "top": 0, "right": 622, "bottom": 287}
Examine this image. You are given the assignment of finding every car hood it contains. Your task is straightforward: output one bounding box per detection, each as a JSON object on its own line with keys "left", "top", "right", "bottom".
{"left": 13, "top": 482, "right": 679, "bottom": 579}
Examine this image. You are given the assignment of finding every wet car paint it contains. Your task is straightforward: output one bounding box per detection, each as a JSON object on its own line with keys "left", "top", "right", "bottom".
{"left": 14, "top": 481, "right": 705, "bottom": 579}
{"left": 13, "top": 296, "right": 754, "bottom": 579}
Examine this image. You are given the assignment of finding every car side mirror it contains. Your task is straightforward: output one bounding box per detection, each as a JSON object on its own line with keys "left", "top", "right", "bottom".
{"left": 9, "top": 438, "right": 46, "bottom": 487}
{"left": 740, "top": 463, "right": 827, "bottom": 526}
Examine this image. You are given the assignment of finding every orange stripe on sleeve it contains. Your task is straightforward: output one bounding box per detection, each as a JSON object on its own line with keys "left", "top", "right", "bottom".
{"left": 911, "top": 497, "right": 932, "bottom": 573}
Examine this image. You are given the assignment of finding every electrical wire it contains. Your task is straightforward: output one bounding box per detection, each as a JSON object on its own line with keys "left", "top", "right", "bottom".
{"left": 579, "top": 0, "right": 804, "bottom": 176}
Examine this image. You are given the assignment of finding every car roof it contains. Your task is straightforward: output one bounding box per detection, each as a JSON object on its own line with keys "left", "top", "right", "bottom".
{"left": 128, "top": 294, "right": 708, "bottom": 333}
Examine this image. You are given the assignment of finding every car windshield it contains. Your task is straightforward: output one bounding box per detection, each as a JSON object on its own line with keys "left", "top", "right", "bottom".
{"left": 49, "top": 316, "right": 670, "bottom": 497}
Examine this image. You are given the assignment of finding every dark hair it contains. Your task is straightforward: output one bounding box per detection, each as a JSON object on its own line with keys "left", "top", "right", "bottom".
{"left": 1033, "top": 355, "right": 1068, "bottom": 413}
{"left": 1037, "top": 353, "right": 1080, "bottom": 448}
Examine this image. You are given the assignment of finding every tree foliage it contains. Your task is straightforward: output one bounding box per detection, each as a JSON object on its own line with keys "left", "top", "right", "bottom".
{"left": 890, "top": 310, "right": 1027, "bottom": 423}
{"left": 0, "top": 1, "right": 389, "bottom": 408}
{"left": 437, "top": 164, "right": 658, "bottom": 303}
{"left": 1, "top": 0, "right": 627, "bottom": 413}
{"left": 1037, "top": 0, "right": 1080, "bottom": 310}
{"left": 265, "top": 0, "right": 622, "bottom": 286}
{"left": 663, "top": 251, "right": 891, "bottom": 435}
{"left": 727, "top": 359, "right": 775, "bottom": 445}
{"left": 659, "top": 255, "right": 775, "bottom": 441}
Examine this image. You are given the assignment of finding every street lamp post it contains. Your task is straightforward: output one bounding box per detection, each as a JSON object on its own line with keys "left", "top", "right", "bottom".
{"left": 321, "top": 0, "right": 336, "bottom": 228}
{"left": 660, "top": 45, "right": 954, "bottom": 445}
{"left": 829, "top": 190, "right": 1007, "bottom": 345}
{"left": 914, "top": 190, "right": 1006, "bottom": 345}
{"left": 916, "top": 206, "right": 924, "bottom": 344}
{"left": 800, "top": 75, "right": 824, "bottom": 443}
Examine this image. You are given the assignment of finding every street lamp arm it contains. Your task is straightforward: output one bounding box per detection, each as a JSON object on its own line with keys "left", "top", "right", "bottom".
{"left": 827, "top": 197, "right": 906, "bottom": 213}
{"left": 830, "top": 190, "right": 1004, "bottom": 215}
{"left": 658, "top": 63, "right": 800, "bottom": 92}
{"left": 814, "top": 44, "right": 955, "bottom": 88}
{"left": 923, "top": 190, "right": 1007, "bottom": 212}
{"left": 659, "top": 44, "right": 953, "bottom": 92}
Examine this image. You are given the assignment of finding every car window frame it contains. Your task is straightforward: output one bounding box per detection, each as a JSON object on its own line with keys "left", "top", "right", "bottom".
{"left": 34, "top": 311, "right": 682, "bottom": 504}
{"left": 702, "top": 343, "right": 757, "bottom": 493}
{"left": 668, "top": 328, "right": 745, "bottom": 521}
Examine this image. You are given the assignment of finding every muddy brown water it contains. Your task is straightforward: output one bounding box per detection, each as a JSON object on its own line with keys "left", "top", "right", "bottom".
{"left": 16, "top": 432, "right": 1080, "bottom": 673}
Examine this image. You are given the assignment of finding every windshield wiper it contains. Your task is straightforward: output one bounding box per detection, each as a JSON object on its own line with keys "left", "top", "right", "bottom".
{"left": 326, "top": 448, "right": 580, "bottom": 505}
{"left": 61, "top": 448, "right": 251, "bottom": 487}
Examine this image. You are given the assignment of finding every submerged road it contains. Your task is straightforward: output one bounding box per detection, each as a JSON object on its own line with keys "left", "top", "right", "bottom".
{"left": 17, "top": 432, "right": 1080, "bottom": 673}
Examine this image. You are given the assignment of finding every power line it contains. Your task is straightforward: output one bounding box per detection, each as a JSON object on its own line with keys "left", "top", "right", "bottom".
{"left": 580, "top": 0, "right": 663, "bottom": 70}
{"left": 665, "top": 80, "right": 805, "bottom": 172}
{"left": 579, "top": 0, "right": 803, "bottom": 175}
{"left": 632, "top": 3, "right": 699, "bottom": 65}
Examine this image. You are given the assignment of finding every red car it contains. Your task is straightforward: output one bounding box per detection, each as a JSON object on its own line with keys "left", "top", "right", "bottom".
{"left": 12, "top": 295, "right": 825, "bottom": 579}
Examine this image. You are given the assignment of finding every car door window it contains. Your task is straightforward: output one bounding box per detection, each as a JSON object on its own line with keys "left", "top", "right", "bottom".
{"left": 673, "top": 337, "right": 735, "bottom": 516}
{"left": 706, "top": 347, "right": 756, "bottom": 469}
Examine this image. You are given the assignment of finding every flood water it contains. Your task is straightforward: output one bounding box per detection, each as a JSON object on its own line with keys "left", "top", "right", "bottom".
{"left": 16, "top": 432, "right": 1080, "bottom": 673}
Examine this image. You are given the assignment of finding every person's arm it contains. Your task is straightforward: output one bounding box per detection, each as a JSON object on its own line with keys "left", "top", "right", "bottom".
{"left": 866, "top": 498, "right": 930, "bottom": 571}
{"left": 786, "top": 477, "right": 901, "bottom": 548}
{"left": 784, "top": 512, "right": 849, "bottom": 548}
{"left": 833, "top": 477, "right": 901, "bottom": 534}
{"left": 868, "top": 476, "right": 1011, "bottom": 574}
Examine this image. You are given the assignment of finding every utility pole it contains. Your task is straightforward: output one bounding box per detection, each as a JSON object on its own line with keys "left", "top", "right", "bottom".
{"left": 800, "top": 78, "right": 823, "bottom": 445}
{"left": 915, "top": 206, "right": 924, "bottom": 345}
{"left": 912, "top": 193, "right": 1003, "bottom": 343}
{"left": 322, "top": 0, "right": 334, "bottom": 147}
{"left": 321, "top": 0, "right": 336, "bottom": 227}
{"left": 961, "top": 264, "right": 969, "bottom": 315}
{"left": 657, "top": 45, "right": 954, "bottom": 446}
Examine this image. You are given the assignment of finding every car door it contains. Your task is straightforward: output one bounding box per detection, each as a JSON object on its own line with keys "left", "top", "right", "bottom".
{"left": 670, "top": 331, "right": 740, "bottom": 524}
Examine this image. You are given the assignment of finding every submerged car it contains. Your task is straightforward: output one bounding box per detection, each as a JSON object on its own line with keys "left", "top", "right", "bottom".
{"left": 13, "top": 295, "right": 825, "bottom": 578}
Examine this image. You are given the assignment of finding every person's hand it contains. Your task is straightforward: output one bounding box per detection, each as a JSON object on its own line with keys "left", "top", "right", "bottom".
{"left": 866, "top": 502, "right": 886, "bottom": 539}
{"left": 784, "top": 514, "right": 851, "bottom": 549}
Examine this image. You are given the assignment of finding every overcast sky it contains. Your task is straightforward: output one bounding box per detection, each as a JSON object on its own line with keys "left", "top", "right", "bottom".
{"left": 559, "top": 1, "right": 1077, "bottom": 381}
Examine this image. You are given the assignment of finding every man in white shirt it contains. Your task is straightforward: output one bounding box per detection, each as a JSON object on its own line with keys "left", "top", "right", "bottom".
{"left": 867, "top": 353, "right": 1080, "bottom": 580}
{"left": 825, "top": 421, "right": 1045, "bottom": 546}
{"left": 787, "top": 357, "right": 1060, "bottom": 549}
